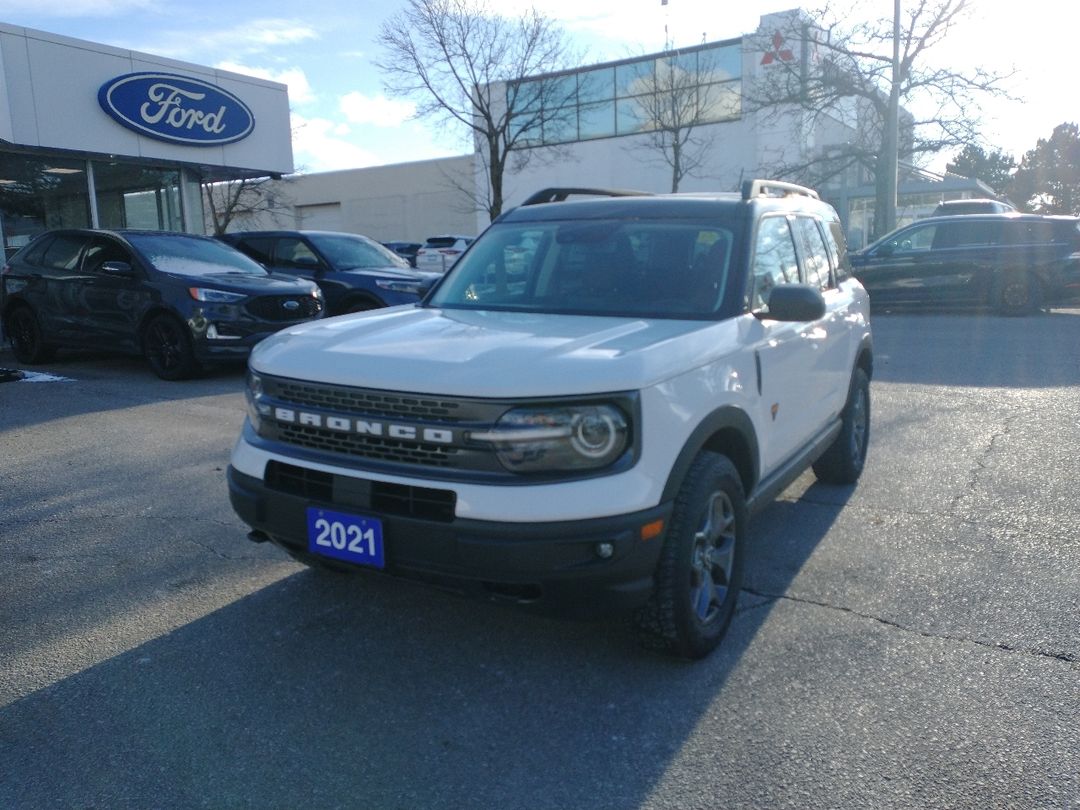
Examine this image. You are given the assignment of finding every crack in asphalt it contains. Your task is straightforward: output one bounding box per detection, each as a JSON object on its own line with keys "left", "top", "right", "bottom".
{"left": 948, "top": 412, "right": 1020, "bottom": 514}
{"left": 740, "top": 587, "right": 1078, "bottom": 665}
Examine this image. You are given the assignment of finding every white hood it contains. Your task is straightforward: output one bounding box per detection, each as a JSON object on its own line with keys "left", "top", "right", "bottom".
{"left": 251, "top": 306, "right": 744, "bottom": 397}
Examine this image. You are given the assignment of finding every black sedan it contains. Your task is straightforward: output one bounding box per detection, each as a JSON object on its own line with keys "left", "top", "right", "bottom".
{"left": 1, "top": 229, "right": 323, "bottom": 379}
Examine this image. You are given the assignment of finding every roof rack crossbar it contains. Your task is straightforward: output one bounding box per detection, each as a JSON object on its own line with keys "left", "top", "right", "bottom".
{"left": 741, "top": 179, "right": 819, "bottom": 201}
{"left": 521, "top": 187, "right": 654, "bottom": 206}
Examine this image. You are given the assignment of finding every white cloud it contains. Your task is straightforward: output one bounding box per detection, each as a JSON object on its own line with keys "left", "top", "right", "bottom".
{"left": 144, "top": 18, "right": 318, "bottom": 60}
{"left": 290, "top": 113, "right": 383, "bottom": 173}
{"left": 339, "top": 92, "right": 416, "bottom": 128}
{"left": 216, "top": 61, "right": 315, "bottom": 105}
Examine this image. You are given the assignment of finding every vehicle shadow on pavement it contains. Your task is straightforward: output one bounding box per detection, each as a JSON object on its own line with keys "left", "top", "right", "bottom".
{"left": 0, "top": 478, "right": 852, "bottom": 810}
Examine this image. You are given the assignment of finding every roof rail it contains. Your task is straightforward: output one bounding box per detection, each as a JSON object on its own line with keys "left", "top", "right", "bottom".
{"left": 521, "top": 187, "right": 653, "bottom": 206}
{"left": 740, "top": 179, "right": 819, "bottom": 201}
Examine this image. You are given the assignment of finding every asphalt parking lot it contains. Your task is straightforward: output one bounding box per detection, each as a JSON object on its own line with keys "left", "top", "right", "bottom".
{"left": 1, "top": 309, "right": 1078, "bottom": 809}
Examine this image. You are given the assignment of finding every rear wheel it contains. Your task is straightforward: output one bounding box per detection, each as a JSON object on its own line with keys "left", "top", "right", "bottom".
{"left": 813, "top": 367, "right": 870, "bottom": 484}
{"left": 6, "top": 305, "right": 55, "bottom": 364}
{"left": 143, "top": 314, "right": 200, "bottom": 380}
{"left": 997, "top": 272, "right": 1041, "bottom": 315}
{"left": 635, "top": 451, "right": 747, "bottom": 659}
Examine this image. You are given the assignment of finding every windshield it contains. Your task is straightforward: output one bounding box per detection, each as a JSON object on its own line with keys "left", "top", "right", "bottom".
{"left": 427, "top": 218, "right": 738, "bottom": 318}
{"left": 309, "top": 233, "right": 409, "bottom": 270}
{"left": 126, "top": 233, "right": 268, "bottom": 277}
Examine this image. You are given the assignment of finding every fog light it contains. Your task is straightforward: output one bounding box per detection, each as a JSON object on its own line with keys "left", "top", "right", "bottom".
{"left": 595, "top": 542, "right": 614, "bottom": 559}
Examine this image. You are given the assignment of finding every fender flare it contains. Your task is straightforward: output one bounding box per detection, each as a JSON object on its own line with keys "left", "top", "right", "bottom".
{"left": 661, "top": 405, "right": 759, "bottom": 503}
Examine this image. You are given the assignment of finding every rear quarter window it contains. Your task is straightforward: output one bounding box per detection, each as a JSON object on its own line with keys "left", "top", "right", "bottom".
{"left": 42, "top": 234, "right": 87, "bottom": 271}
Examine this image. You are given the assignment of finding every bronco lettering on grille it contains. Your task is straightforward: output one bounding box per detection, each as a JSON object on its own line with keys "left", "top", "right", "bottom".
{"left": 273, "top": 407, "right": 454, "bottom": 445}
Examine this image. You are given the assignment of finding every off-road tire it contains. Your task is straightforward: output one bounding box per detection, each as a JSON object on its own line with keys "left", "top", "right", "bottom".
{"left": 812, "top": 367, "right": 870, "bottom": 484}
{"left": 634, "top": 451, "right": 747, "bottom": 659}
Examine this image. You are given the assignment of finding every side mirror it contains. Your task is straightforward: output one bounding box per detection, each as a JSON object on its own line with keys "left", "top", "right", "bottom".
{"left": 761, "top": 284, "right": 826, "bottom": 322}
{"left": 100, "top": 261, "right": 135, "bottom": 278}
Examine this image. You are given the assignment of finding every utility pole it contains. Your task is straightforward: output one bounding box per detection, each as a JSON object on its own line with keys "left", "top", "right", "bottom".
{"left": 880, "top": 0, "right": 900, "bottom": 234}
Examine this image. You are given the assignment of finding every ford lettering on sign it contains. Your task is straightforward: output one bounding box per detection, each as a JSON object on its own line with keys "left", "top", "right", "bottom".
{"left": 98, "top": 72, "right": 255, "bottom": 146}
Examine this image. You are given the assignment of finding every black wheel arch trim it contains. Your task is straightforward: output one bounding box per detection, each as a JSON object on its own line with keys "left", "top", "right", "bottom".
{"left": 661, "top": 406, "right": 759, "bottom": 504}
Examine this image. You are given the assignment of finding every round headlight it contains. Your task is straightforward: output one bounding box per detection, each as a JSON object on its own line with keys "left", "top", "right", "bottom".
{"left": 472, "top": 403, "right": 629, "bottom": 473}
{"left": 570, "top": 410, "right": 620, "bottom": 458}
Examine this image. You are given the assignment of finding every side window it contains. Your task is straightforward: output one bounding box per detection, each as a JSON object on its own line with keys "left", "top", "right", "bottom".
{"left": 933, "top": 220, "right": 1000, "bottom": 248}
{"left": 41, "top": 234, "right": 88, "bottom": 272}
{"left": 236, "top": 237, "right": 274, "bottom": 265}
{"left": 16, "top": 236, "right": 52, "bottom": 267}
{"left": 1003, "top": 221, "right": 1057, "bottom": 245}
{"left": 823, "top": 218, "right": 851, "bottom": 281}
{"left": 792, "top": 216, "right": 831, "bottom": 290}
{"left": 275, "top": 238, "right": 322, "bottom": 270}
{"left": 84, "top": 238, "right": 131, "bottom": 274}
{"left": 883, "top": 223, "right": 936, "bottom": 254}
{"left": 749, "top": 216, "right": 799, "bottom": 311}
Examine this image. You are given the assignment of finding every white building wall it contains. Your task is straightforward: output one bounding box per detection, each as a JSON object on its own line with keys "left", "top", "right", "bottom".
{"left": 235, "top": 155, "right": 485, "bottom": 242}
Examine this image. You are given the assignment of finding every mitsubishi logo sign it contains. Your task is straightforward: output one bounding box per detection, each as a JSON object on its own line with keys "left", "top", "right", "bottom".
{"left": 761, "top": 32, "right": 795, "bottom": 66}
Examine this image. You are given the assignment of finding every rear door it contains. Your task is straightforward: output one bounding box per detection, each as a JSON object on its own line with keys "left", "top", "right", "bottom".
{"left": 34, "top": 233, "right": 92, "bottom": 340}
{"left": 791, "top": 214, "right": 852, "bottom": 422}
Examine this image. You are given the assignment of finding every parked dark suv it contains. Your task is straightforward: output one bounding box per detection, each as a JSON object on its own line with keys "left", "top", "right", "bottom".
{"left": 850, "top": 214, "right": 1080, "bottom": 314}
{"left": 221, "top": 231, "right": 440, "bottom": 315}
{"left": 1, "top": 229, "right": 324, "bottom": 379}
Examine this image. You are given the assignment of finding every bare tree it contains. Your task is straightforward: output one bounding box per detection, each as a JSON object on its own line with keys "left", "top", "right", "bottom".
{"left": 623, "top": 47, "right": 735, "bottom": 193}
{"left": 746, "top": 1, "right": 1012, "bottom": 238}
{"left": 203, "top": 176, "right": 295, "bottom": 236}
{"left": 377, "top": 0, "right": 577, "bottom": 221}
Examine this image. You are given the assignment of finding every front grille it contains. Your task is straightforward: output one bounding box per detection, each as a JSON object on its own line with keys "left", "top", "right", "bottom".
{"left": 259, "top": 376, "right": 507, "bottom": 473}
{"left": 278, "top": 424, "right": 459, "bottom": 468}
{"left": 266, "top": 460, "right": 455, "bottom": 522}
{"left": 276, "top": 383, "right": 460, "bottom": 421}
{"left": 246, "top": 295, "right": 323, "bottom": 321}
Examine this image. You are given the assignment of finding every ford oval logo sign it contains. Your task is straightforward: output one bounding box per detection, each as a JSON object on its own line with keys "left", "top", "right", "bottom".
{"left": 98, "top": 72, "right": 255, "bottom": 146}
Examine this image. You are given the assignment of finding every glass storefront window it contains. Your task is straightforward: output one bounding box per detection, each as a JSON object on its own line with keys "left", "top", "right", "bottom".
{"left": 616, "top": 60, "right": 655, "bottom": 98}
{"left": 579, "top": 101, "right": 616, "bottom": 140}
{"left": 578, "top": 68, "right": 615, "bottom": 104}
{"left": 0, "top": 154, "right": 90, "bottom": 257}
{"left": 93, "top": 162, "right": 183, "bottom": 231}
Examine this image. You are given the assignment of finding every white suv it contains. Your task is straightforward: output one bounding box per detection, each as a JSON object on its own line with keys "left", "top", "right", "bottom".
{"left": 414, "top": 234, "right": 474, "bottom": 273}
{"left": 228, "top": 181, "right": 873, "bottom": 658}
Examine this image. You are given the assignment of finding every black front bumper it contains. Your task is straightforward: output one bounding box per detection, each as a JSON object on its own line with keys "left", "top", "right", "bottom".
{"left": 228, "top": 465, "right": 671, "bottom": 617}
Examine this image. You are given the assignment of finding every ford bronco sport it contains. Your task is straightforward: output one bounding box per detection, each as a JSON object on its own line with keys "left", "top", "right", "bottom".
{"left": 228, "top": 180, "right": 873, "bottom": 658}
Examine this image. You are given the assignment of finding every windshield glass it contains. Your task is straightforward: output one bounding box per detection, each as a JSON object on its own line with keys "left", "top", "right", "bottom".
{"left": 309, "top": 233, "right": 409, "bottom": 269}
{"left": 427, "top": 218, "right": 738, "bottom": 318}
{"left": 127, "top": 233, "right": 268, "bottom": 277}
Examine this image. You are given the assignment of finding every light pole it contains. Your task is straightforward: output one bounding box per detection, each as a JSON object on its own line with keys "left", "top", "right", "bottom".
{"left": 881, "top": 0, "right": 901, "bottom": 233}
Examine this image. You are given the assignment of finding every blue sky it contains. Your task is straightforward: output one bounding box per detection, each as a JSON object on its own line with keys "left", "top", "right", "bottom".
{"left": 0, "top": 0, "right": 1068, "bottom": 175}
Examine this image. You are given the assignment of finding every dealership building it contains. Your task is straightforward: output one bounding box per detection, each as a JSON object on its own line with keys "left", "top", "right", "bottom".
{"left": 0, "top": 21, "right": 292, "bottom": 257}
{"left": 0, "top": 11, "right": 994, "bottom": 253}
{"left": 262, "top": 9, "right": 994, "bottom": 248}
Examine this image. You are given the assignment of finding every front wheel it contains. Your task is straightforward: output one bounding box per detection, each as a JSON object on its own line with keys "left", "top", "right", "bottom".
{"left": 813, "top": 367, "right": 870, "bottom": 484}
{"left": 143, "top": 314, "right": 200, "bottom": 380}
{"left": 634, "top": 451, "right": 747, "bottom": 659}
